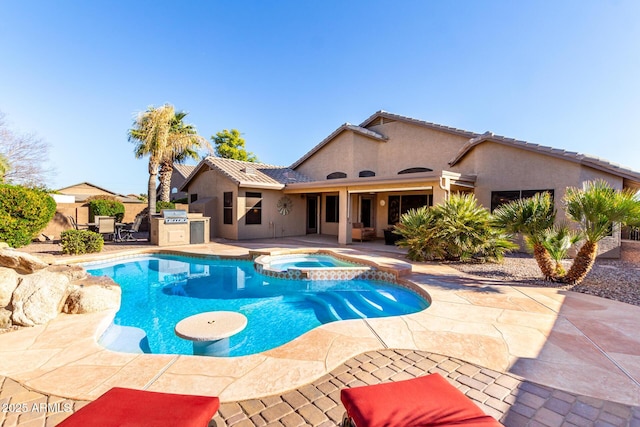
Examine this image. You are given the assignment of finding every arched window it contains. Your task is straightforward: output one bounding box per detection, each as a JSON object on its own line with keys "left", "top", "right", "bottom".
{"left": 327, "top": 172, "right": 347, "bottom": 180}
{"left": 398, "top": 167, "right": 433, "bottom": 175}
{"left": 358, "top": 170, "right": 376, "bottom": 178}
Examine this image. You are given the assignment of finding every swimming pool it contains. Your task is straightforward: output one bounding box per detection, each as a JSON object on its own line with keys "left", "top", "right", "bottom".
{"left": 85, "top": 254, "right": 429, "bottom": 357}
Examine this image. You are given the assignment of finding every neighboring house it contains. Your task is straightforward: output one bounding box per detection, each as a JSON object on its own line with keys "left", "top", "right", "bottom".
{"left": 156, "top": 164, "right": 196, "bottom": 202}
{"left": 57, "top": 182, "right": 142, "bottom": 204}
{"left": 181, "top": 111, "right": 640, "bottom": 257}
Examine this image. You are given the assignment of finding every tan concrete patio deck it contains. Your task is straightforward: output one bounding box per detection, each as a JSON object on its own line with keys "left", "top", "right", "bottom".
{"left": 1, "top": 236, "right": 639, "bottom": 425}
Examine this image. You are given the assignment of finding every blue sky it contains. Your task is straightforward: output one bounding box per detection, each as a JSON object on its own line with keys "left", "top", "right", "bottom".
{"left": 1, "top": 1, "right": 639, "bottom": 195}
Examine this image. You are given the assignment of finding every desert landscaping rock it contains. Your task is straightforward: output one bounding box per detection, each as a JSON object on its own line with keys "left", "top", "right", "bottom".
{"left": 47, "top": 264, "right": 88, "bottom": 281}
{"left": 0, "top": 248, "right": 48, "bottom": 274}
{"left": 10, "top": 271, "right": 70, "bottom": 326}
{"left": 63, "top": 275, "right": 121, "bottom": 314}
{"left": 446, "top": 253, "right": 640, "bottom": 307}
{"left": 0, "top": 267, "right": 19, "bottom": 307}
{"left": 0, "top": 308, "right": 11, "bottom": 328}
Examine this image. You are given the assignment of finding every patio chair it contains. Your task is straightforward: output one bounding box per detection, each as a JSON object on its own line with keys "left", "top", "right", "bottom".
{"left": 67, "top": 216, "right": 88, "bottom": 230}
{"left": 98, "top": 217, "right": 116, "bottom": 241}
{"left": 340, "top": 373, "right": 502, "bottom": 426}
{"left": 57, "top": 387, "right": 220, "bottom": 427}
{"left": 119, "top": 215, "right": 143, "bottom": 241}
{"left": 352, "top": 222, "right": 376, "bottom": 242}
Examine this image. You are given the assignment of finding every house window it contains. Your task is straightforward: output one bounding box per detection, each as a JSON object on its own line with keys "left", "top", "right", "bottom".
{"left": 388, "top": 194, "right": 432, "bottom": 225}
{"left": 359, "top": 170, "right": 376, "bottom": 177}
{"left": 245, "top": 191, "right": 262, "bottom": 225}
{"left": 327, "top": 172, "right": 347, "bottom": 180}
{"left": 326, "top": 195, "right": 339, "bottom": 223}
{"left": 190, "top": 193, "right": 198, "bottom": 203}
{"left": 491, "top": 189, "right": 555, "bottom": 211}
{"left": 398, "top": 167, "right": 433, "bottom": 174}
{"left": 223, "top": 192, "right": 233, "bottom": 225}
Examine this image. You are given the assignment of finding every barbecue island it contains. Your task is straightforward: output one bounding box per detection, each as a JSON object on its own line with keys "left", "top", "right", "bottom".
{"left": 150, "top": 209, "right": 210, "bottom": 246}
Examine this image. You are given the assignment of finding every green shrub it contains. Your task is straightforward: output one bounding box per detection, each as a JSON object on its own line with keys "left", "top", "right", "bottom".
{"left": 60, "top": 230, "right": 104, "bottom": 254}
{"left": 156, "top": 201, "right": 175, "bottom": 213}
{"left": 88, "top": 197, "right": 125, "bottom": 222}
{"left": 0, "top": 184, "right": 56, "bottom": 248}
{"left": 395, "top": 193, "right": 517, "bottom": 262}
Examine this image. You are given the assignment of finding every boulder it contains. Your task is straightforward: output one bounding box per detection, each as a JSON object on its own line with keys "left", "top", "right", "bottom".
{"left": 0, "top": 249, "right": 49, "bottom": 274}
{"left": 0, "top": 267, "right": 20, "bottom": 307}
{"left": 11, "top": 271, "right": 70, "bottom": 326}
{"left": 63, "top": 275, "right": 121, "bottom": 314}
{"left": 0, "top": 308, "right": 11, "bottom": 328}
{"left": 47, "top": 264, "right": 88, "bottom": 281}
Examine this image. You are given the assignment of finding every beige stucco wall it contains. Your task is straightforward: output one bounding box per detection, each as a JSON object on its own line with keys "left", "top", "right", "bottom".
{"left": 186, "top": 169, "right": 237, "bottom": 240}
{"left": 237, "top": 190, "right": 306, "bottom": 239}
{"left": 295, "top": 121, "right": 469, "bottom": 181}
{"left": 368, "top": 121, "right": 469, "bottom": 176}
{"left": 452, "top": 141, "right": 624, "bottom": 257}
{"left": 185, "top": 167, "right": 306, "bottom": 240}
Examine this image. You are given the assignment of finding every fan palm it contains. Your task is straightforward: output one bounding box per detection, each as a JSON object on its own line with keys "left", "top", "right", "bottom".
{"left": 492, "top": 192, "right": 558, "bottom": 280}
{"left": 395, "top": 193, "right": 515, "bottom": 262}
{"left": 157, "top": 111, "right": 212, "bottom": 203}
{"left": 128, "top": 104, "right": 177, "bottom": 215}
{"left": 562, "top": 180, "right": 640, "bottom": 284}
{"left": 540, "top": 223, "right": 581, "bottom": 277}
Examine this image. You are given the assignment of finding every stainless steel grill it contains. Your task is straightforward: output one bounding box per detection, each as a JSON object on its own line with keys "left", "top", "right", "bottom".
{"left": 162, "top": 209, "right": 188, "bottom": 224}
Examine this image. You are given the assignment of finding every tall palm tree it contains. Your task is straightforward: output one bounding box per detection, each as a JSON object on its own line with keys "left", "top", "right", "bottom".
{"left": 157, "top": 112, "right": 212, "bottom": 203}
{"left": 492, "top": 192, "right": 558, "bottom": 280}
{"left": 562, "top": 180, "right": 640, "bottom": 284}
{"left": 128, "top": 104, "right": 176, "bottom": 215}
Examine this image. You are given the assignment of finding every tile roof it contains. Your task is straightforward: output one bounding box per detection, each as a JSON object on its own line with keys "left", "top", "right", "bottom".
{"left": 183, "top": 157, "right": 314, "bottom": 190}
{"left": 290, "top": 123, "right": 388, "bottom": 169}
{"left": 449, "top": 132, "right": 640, "bottom": 185}
{"left": 172, "top": 164, "right": 196, "bottom": 179}
{"left": 359, "top": 110, "right": 479, "bottom": 139}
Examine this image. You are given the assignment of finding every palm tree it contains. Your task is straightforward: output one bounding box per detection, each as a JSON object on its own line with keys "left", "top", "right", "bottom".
{"left": 157, "top": 112, "right": 212, "bottom": 203}
{"left": 562, "top": 180, "right": 640, "bottom": 284}
{"left": 540, "top": 223, "right": 581, "bottom": 277}
{"left": 395, "top": 193, "right": 516, "bottom": 262}
{"left": 128, "top": 104, "right": 176, "bottom": 215}
{"left": 492, "top": 192, "right": 558, "bottom": 280}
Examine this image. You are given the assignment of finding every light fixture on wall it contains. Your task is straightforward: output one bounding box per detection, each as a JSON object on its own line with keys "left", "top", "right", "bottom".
{"left": 380, "top": 199, "right": 386, "bottom": 207}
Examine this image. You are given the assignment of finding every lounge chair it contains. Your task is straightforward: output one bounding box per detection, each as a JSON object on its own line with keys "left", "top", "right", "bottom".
{"left": 352, "top": 222, "right": 376, "bottom": 242}
{"left": 57, "top": 387, "right": 220, "bottom": 427}
{"left": 340, "top": 373, "right": 502, "bottom": 426}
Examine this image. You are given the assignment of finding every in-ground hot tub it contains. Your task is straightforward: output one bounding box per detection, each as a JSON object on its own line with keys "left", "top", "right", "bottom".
{"left": 253, "top": 252, "right": 382, "bottom": 281}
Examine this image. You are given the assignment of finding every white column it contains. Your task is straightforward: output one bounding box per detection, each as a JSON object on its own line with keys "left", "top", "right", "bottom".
{"left": 338, "top": 188, "right": 351, "bottom": 245}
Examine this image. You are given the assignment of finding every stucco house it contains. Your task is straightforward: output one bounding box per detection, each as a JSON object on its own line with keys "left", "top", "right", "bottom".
{"left": 181, "top": 111, "right": 640, "bottom": 257}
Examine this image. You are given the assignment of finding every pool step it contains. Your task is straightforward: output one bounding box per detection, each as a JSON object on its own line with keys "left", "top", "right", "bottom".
{"left": 304, "top": 294, "right": 341, "bottom": 323}
{"left": 99, "top": 324, "right": 151, "bottom": 353}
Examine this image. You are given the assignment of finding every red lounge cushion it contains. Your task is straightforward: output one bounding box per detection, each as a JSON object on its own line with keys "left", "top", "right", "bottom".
{"left": 340, "top": 373, "right": 502, "bottom": 427}
{"left": 57, "top": 387, "right": 220, "bottom": 427}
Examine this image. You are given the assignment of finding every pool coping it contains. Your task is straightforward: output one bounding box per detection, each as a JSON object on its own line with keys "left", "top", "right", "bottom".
{"left": 1, "top": 243, "right": 639, "bottom": 407}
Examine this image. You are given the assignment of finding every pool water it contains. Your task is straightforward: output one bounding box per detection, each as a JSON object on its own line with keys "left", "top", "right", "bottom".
{"left": 265, "top": 254, "right": 360, "bottom": 270}
{"left": 85, "top": 254, "right": 429, "bottom": 357}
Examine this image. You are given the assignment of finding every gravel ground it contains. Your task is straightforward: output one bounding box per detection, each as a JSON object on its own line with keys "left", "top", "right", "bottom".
{"left": 445, "top": 253, "right": 640, "bottom": 307}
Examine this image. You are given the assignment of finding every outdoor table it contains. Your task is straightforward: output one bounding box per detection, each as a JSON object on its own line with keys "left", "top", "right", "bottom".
{"left": 175, "top": 311, "right": 247, "bottom": 356}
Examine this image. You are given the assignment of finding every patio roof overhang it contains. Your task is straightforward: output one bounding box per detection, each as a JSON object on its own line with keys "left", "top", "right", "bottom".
{"left": 282, "top": 170, "right": 476, "bottom": 194}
